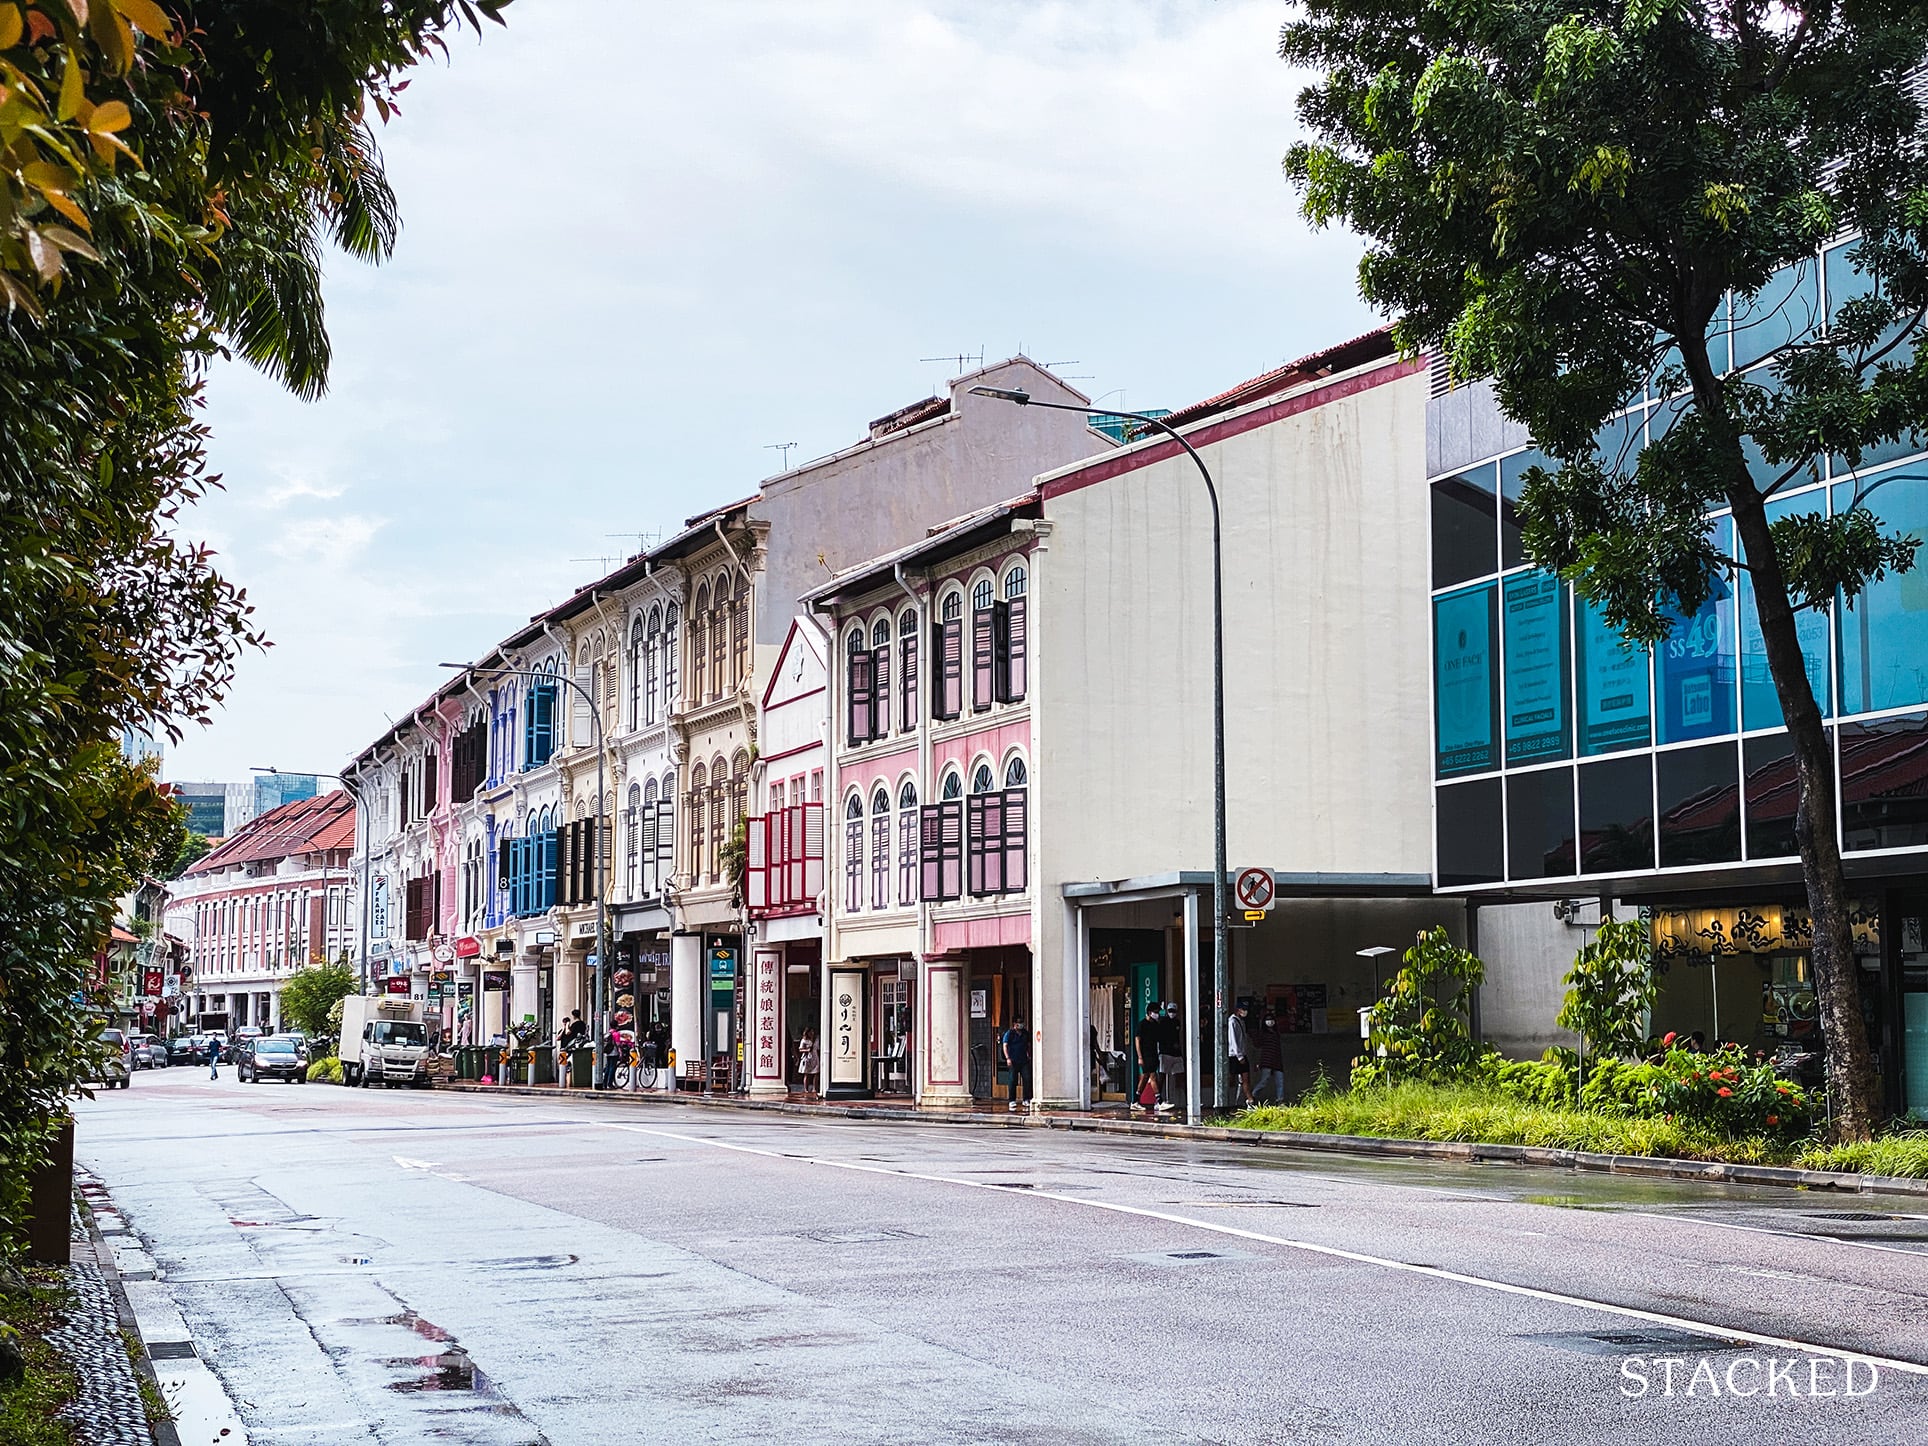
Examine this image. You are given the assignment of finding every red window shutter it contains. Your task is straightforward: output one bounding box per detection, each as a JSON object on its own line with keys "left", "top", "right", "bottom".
{"left": 900, "top": 629, "right": 919, "bottom": 731}
{"left": 920, "top": 804, "right": 942, "bottom": 901}
{"left": 870, "top": 646, "right": 889, "bottom": 740}
{"left": 848, "top": 648, "right": 874, "bottom": 745}
{"left": 940, "top": 799, "right": 964, "bottom": 901}
{"left": 1003, "top": 788, "right": 1028, "bottom": 892}
{"left": 747, "top": 814, "right": 768, "bottom": 911}
{"left": 802, "top": 801, "right": 825, "bottom": 903}
{"left": 965, "top": 793, "right": 986, "bottom": 896}
{"left": 981, "top": 792, "right": 1005, "bottom": 894}
{"left": 971, "top": 607, "right": 995, "bottom": 711}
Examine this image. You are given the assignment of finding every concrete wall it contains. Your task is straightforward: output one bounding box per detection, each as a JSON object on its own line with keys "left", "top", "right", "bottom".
{"left": 754, "top": 359, "right": 1105, "bottom": 645}
{"left": 1472, "top": 899, "right": 1592, "bottom": 1059}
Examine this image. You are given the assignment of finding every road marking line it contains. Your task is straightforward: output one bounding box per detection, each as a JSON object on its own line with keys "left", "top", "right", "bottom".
{"left": 598, "top": 1120, "right": 1928, "bottom": 1376}
{"left": 1620, "top": 1209, "right": 1928, "bottom": 1259}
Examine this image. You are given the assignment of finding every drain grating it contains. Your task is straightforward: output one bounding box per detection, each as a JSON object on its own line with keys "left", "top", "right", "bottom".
{"left": 1167, "top": 1250, "right": 1223, "bottom": 1260}
{"left": 146, "top": 1341, "right": 197, "bottom": 1361}
{"left": 794, "top": 1227, "right": 926, "bottom": 1245}
{"left": 1520, "top": 1328, "right": 1744, "bottom": 1357}
{"left": 1807, "top": 1211, "right": 1897, "bottom": 1222}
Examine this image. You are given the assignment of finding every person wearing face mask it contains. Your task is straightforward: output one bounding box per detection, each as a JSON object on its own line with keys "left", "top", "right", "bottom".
{"left": 1227, "top": 1002, "right": 1253, "bottom": 1106}
{"left": 1158, "top": 1002, "right": 1185, "bottom": 1103}
{"left": 1251, "top": 1009, "right": 1284, "bottom": 1104}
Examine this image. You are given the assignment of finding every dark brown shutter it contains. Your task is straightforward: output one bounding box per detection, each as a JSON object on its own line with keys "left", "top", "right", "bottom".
{"left": 1001, "top": 789, "right": 1027, "bottom": 892}
{"left": 966, "top": 794, "right": 984, "bottom": 896}
{"left": 424, "top": 750, "right": 438, "bottom": 810}
{"left": 870, "top": 646, "right": 889, "bottom": 740}
{"left": 847, "top": 647, "right": 874, "bottom": 745}
{"left": 920, "top": 805, "right": 942, "bottom": 901}
{"left": 971, "top": 606, "right": 995, "bottom": 711}
{"left": 937, "top": 619, "right": 964, "bottom": 719}
{"left": 981, "top": 791, "right": 1005, "bottom": 894}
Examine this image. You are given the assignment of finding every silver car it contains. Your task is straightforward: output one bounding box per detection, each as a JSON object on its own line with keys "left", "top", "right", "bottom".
{"left": 86, "top": 1028, "right": 132, "bottom": 1089}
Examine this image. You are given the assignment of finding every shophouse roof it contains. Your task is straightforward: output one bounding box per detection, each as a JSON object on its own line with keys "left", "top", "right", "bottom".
{"left": 187, "top": 791, "right": 356, "bottom": 875}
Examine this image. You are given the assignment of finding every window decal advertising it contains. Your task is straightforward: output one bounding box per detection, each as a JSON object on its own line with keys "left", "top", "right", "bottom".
{"left": 1657, "top": 519, "right": 1737, "bottom": 744}
{"left": 1504, "top": 572, "right": 1570, "bottom": 765}
{"left": 1577, "top": 596, "right": 1651, "bottom": 755}
{"left": 1434, "top": 584, "right": 1498, "bottom": 776}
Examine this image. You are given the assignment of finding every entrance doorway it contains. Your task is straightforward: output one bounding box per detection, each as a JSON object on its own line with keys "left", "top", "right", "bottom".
{"left": 966, "top": 947, "right": 1031, "bottom": 1101}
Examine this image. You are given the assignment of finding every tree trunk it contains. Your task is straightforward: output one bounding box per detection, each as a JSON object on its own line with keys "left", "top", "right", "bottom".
{"left": 1680, "top": 339, "right": 1881, "bottom": 1141}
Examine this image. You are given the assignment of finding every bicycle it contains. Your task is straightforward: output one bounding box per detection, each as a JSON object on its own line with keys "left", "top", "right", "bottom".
{"left": 613, "top": 1042, "right": 659, "bottom": 1092}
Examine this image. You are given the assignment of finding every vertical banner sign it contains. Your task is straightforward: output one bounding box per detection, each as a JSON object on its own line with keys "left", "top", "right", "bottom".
{"left": 1577, "top": 596, "right": 1651, "bottom": 754}
{"left": 1434, "top": 584, "right": 1497, "bottom": 775}
{"left": 752, "top": 950, "right": 783, "bottom": 1085}
{"left": 829, "top": 967, "right": 865, "bottom": 1086}
{"left": 1503, "top": 572, "right": 1569, "bottom": 764}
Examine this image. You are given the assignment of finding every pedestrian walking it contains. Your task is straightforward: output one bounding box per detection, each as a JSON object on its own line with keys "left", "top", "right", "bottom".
{"left": 1001, "top": 1015, "right": 1032, "bottom": 1113}
{"left": 1158, "top": 1002, "right": 1185, "bottom": 1108}
{"left": 207, "top": 1034, "right": 221, "bottom": 1080}
{"left": 1227, "top": 1002, "right": 1253, "bottom": 1107}
{"left": 600, "top": 1023, "right": 624, "bottom": 1089}
{"left": 1252, "top": 1010, "right": 1285, "bottom": 1104}
{"left": 1134, "top": 1005, "right": 1163, "bottom": 1116}
{"left": 797, "top": 1027, "right": 820, "bottom": 1098}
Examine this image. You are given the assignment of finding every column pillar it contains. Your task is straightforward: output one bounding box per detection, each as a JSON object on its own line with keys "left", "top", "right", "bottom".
{"left": 748, "top": 947, "right": 787, "bottom": 1098}
{"left": 919, "top": 959, "right": 971, "bottom": 1110}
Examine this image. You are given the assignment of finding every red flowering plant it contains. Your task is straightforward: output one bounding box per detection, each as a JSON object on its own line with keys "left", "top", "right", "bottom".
{"left": 1651, "top": 1041, "right": 1818, "bottom": 1141}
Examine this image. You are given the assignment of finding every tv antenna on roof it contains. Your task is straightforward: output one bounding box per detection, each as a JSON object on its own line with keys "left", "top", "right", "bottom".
{"left": 1043, "top": 359, "right": 1094, "bottom": 381}
{"left": 920, "top": 348, "right": 984, "bottom": 374}
{"left": 607, "top": 530, "right": 661, "bottom": 556}
{"left": 765, "top": 442, "right": 799, "bottom": 471}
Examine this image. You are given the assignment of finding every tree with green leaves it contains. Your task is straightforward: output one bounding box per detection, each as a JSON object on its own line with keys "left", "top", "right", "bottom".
{"left": 1557, "top": 916, "right": 1660, "bottom": 1066}
{"left": 279, "top": 959, "right": 358, "bottom": 1039}
{"left": 0, "top": 0, "right": 507, "bottom": 1259}
{"left": 1354, "top": 926, "right": 1486, "bottom": 1086}
{"left": 1284, "top": 0, "right": 1928, "bottom": 1138}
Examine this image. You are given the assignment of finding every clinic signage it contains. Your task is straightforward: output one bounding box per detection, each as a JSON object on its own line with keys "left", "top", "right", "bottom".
{"left": 1503, "top": 572, "right": 1570, "bottom": 765}
{"left": 1434, "top": 583, "right": 1497, "bottom": 776}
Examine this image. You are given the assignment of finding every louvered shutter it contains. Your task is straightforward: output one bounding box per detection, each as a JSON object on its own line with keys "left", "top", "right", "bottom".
{"left": 898, "top": 807, "right": 917, "bottom": 904}
{"left": 572, "top": 666, "right": 592, "bottom": 745}
{"left": 965, "top": 794, "right": 986, "bottom": 896}
{"left": 939, "top": 799, "right": 964, "bottom": 901}
{"left": 981, "top": 791, "right": 1005, "bottom": 894}
{"left": 999, "top": 598, "right": 1027, "bottom": 701}
{"left": 597, "top": 817, "right": 612, "bottom": 900}
{"left": 1003, "top": 789, "right": 1028, "bottom": 892}
{"left": 900, "top": 628, "right": 919, "bottom": 731}
{"left": 748, "top": 814, "right": 768, "bottom": 910}
{"left": 847, "top": 648, "right": 874, "bottom": 746}
{"left": 871, "top": 811, "right": 889, "bottom": 908}
{"left": 844, "top": 814, "right": 863, "bottom": 913}
{"left": 802, "top": 801, "right": 825, "bottom": 903}
{"left": 971, "top": 607, "right": 995, "bottom": 710}
{"left": 871, "top": 646, "right": 889, "bottom": 740}
{"left": 556, "top": 822, "right": 574, "bottom": 905}
{"left": 655, "top": 798, "right": 675, "bottom": 884}
{"left": 540, "top": 832, "right": 558, "bottom": 909}
{"left": 919, "top": 805, "right": 942, "bottom": 901}
{"left": 640, "top": 805, "right": 658, "bottom": 896}
{"left": 937, "top": 619, "right": 964, "bottom": 719}
{"left": 424, "top": 749, "right": 438, "bottom": 809}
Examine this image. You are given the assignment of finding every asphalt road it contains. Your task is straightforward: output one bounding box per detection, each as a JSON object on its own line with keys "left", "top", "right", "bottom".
{"left": 73, "top": 1068, "right": 1928, "bottom": 1445}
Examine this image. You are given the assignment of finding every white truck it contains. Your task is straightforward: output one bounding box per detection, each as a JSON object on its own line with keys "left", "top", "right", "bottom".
{"left": 341, "top": 995, "right": 432, "bottom": 1088}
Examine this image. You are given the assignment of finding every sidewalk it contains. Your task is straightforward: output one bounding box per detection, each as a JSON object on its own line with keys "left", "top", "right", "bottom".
{"left": 440, "top": 1079, "right": 1928, "bottom": 1200}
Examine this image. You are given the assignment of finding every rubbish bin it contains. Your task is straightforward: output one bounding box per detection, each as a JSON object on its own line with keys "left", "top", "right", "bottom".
{"left": 569, "top": 1048, "right": 593, "bottom": 1089}
{"left": 457, "top": 1047, "right": 475, "bottom": 1080}
{"left": 534, "top": 1046, "right": 556, "bottom": 1085}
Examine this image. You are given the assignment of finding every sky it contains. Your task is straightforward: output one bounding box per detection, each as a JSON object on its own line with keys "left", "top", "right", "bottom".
{"left": 163, "top": 0, "right": 1374, "bottom": 788}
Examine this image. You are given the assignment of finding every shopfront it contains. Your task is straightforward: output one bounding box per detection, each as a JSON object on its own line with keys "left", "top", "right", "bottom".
{"left": 962, "top": 946, "right": 1029, "bottom": 1103}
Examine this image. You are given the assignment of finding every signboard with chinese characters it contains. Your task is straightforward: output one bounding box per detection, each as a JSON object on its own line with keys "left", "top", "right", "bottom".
{"left": 828, "top": 967, "right": 865, "bottom": 1087}
{"left": 751, "top": 950, "right": 783, "bottom": 1086}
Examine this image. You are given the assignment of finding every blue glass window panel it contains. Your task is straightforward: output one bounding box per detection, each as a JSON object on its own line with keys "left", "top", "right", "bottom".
{"left": 1656, "top": 517, "right": 1738, "bottom": 743}
{"left": 1498, "top": 447, "right": 1552, "bottom": 570}
{"left": 1739, "top": 489, "right": 1833, "bottom": 729}
{"left": 1825, "top": 242, "right": 1923, "bottom": 474}
{"left": 1435, "top": 583, "right": 1500, "bottom": 777}
{"left": 1834, "top": 467, "right": 1928, "bottom": 714}
{"left": 1432, "top": 462, "right": 1499, "bottom": 589}
{"left": 1503, "top": 572, "right": 1571, "bottom": 765}
{"left": 1591, "top": 408, "right": 1645, "bottom": 477}
{"left": 1731, "top": 259, "right": 1819, "bottom": 371}
{"left": 1576, "top": 595, "right": 1652, "bottom": 755}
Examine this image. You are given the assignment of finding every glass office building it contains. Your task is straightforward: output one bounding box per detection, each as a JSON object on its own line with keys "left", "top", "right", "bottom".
{"left": 1427, "top": 242, "right": 1928, "bottom": 1117}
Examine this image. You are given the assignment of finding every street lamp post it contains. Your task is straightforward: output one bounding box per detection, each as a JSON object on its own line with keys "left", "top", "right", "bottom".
{"left": 253, "top": 767, "right": 371, "bottom": 1000}
{"left": 441, "top": 662, "right": 611, "bottom": 1090}
{"left": 969, "top": 385, "right": 1229, "bottom": 1120}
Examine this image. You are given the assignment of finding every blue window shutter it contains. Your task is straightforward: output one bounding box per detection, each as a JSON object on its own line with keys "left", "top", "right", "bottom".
{"left": 541, "top": 831, "right": 558, "bottom": 909}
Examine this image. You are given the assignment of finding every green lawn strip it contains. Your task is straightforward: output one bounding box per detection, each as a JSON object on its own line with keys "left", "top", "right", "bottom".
{"left": 0, "top": 1270, "right": 79, "bottom": 1446}
{"left": 1798, "top": 1131, "right": 1928, "bottom": 1179}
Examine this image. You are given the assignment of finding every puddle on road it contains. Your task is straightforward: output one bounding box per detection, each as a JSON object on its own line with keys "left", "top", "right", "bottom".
{"left": 388, "top": 1345, "right": 481, "bottom": 1393}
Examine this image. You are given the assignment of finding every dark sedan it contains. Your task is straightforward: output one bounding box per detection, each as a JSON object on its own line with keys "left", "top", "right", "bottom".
{"left": 237, "top": 1035, "right": 306, "bottom": 1083}
{"left": 167, "top": 1034, "right": 210, "bottom": 1065}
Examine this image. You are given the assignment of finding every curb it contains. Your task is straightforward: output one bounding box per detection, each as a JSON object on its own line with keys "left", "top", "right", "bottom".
{"left": 75, "top": 1179, "right": 182, "bottom": 1446}
{"left": 440, "top": 1080, "right": 1928, "bottom": 1200}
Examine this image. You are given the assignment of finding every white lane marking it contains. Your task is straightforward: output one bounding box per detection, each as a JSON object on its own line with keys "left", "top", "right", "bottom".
{"left": 1619, "top": 1209, "right": 1928, "bottom": 1259}
{"left": 393, "top": 1155, "right": 438, "bottom": 1170}
{"left": 599, "top": 1120, "right": 1928, "bottom": 1377}
{"left": 392, "top": 1154, "right": 468, "bottom": 1182}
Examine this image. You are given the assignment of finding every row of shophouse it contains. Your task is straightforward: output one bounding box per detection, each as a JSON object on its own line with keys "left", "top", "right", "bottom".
{"left": 329, "top": 295, "right": 1928, "bottom": 1117}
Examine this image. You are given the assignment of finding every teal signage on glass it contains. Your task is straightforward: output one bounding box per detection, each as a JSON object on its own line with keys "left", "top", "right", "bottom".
{"left": 1740, "top": 489, "right": 1833, "bottom": 729}
{"left": 1576, "top": 596, "right": 1651, "bottom": 755}
{"left": 1657, "top": 519, "right": 1738, "bottom": 744}
{"left": 1434, "top": 583, "right": 1498, "bottom": 776}
{"left": 1503, "top": 572, "right": 1571, "bottom": 765}
{"left": 1835, "top": 467, "right": 1928, "bottom": 716}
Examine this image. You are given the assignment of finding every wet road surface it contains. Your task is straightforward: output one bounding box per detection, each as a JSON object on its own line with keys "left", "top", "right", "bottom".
{"left": 75, "top": 1071, "right": 1928, "bottom": 1443}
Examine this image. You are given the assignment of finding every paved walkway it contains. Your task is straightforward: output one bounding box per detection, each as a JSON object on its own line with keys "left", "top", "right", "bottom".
{"left": 47, "top": 1199, "right": 154, "bottom": 1446}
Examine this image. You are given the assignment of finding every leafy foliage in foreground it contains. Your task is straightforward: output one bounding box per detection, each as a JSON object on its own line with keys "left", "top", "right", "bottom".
{"left": 0, "top": 1271, "right": 79, "bottom": 1446}
{"left": 0, "top": 0, "right": 506, "bottom": 1261}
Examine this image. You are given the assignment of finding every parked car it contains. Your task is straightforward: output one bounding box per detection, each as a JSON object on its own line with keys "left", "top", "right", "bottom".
{"left": 238, "top": 1035, "right": 306, "bottom": 1084}
{"left": 167, "top": 1034, "right": 209, "bottom": 1065}
{"left": 127, "top": 1033, "right": 168, "bottom": 1069}
{"left": 274, "top": 1029, "right": 310, "bottom": 1057}
{"left": 233, "top": 1025, "right": 265, "bottom": 1053}
{"left": 84, "top": 1028, "right": 132, "bottom": 1090}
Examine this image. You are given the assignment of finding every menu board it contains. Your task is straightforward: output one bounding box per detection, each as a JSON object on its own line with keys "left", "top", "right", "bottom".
{"left": 1435, "top": 584, "right": 1497, "bottom": 776}
{"left": 1504, "top": 572, "right": 1569, "bottom": 764}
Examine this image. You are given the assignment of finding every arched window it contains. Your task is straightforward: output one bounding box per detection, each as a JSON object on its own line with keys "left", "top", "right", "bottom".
{"left": 972, "top": 762, "right": 995, "bottom": 793}
{"left": 709, "top": 572, "right": 728, "bottom": 696}
{"left": 690, "top": 583, "right": 710, "bottom": 702}
{"left": 574, "top": 642, "right": 594, "bottom": 747}
{"left": 870, "top": 785, "right": 891, "bottom": 909}
{"left": 663, "top": 603, "right": 680, "bottom": 709}
{"left": 1005, "top": 756, "right": 1027, "bottom": 788}
{"left": 897, "top": 778, "right": 919, "bottom": 905}
{"left": 941, "top": 769, "right": 962, "bottom": 801}
{"left": 844, "top": 791, "right": 865, "bottom": 912}
{"left": 1004, "top": 563, "right": 1028, "bottom": 599}
{"left": 625, "top": 782, "right": 642, "bottom": 898}
{"left": 730, "top": 748, "right": 750, "bottom": 836}
{"left": 897, "top": 607, "right": 919, "bottom": 733}
{"left": 871, "top": 616, "right": 890, "bottom": 649}
{"left": 941, "top": 589, "right": 962, "bottom": 623}
{"left": 628, "top": 616, "right": 646, "bottom": 729}
{"left": 972, "top": 577, "right": 994, "bottom": 612}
